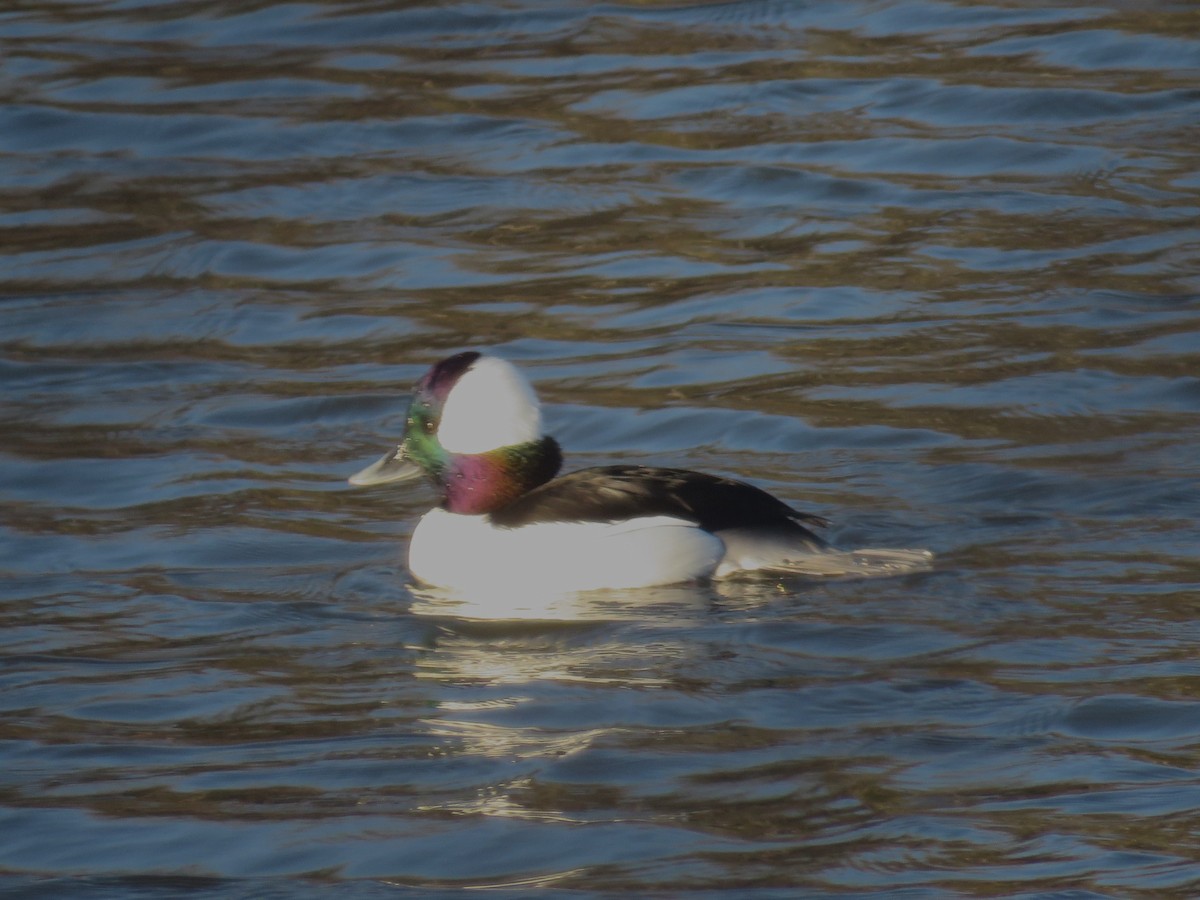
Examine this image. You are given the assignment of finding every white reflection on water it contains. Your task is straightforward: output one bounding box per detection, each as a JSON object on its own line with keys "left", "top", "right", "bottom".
{"left": 408, "top": 580, "right": 716, "bottom": 623}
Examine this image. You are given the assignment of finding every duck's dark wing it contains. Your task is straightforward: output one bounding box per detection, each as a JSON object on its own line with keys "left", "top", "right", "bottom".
{"left": 488, "top": 465, "right": 828, "bottom": 536}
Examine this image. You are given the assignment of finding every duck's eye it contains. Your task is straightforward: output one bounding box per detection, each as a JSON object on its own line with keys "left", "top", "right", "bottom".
{"left": 422, "top": 417, "right": 436, "bottom": 435}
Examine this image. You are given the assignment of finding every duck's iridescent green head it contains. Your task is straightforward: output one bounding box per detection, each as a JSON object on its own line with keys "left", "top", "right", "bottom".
{"left": 348, "top": 352, "right": 562, "bottom": 515}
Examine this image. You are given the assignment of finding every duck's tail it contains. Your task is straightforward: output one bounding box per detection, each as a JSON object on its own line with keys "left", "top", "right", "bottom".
{"left": 799, "top": 546, "right": 934, "bottom": 579}
{"left": 715, "top": 527, "right": 933, "bottom": 580}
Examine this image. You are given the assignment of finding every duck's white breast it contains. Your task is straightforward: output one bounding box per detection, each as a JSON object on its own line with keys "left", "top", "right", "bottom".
{"left": 408, "top": 507, "right": 724, "bottom": 593}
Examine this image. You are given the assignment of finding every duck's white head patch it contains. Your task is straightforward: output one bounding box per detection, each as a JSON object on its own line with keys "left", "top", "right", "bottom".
{"left": 436, "top": 355, "right": 543, "bottom": 454}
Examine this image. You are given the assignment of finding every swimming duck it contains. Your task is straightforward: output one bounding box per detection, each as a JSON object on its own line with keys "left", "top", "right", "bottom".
{"left": 349, "top": 351, "right": 932, "bottom": 593}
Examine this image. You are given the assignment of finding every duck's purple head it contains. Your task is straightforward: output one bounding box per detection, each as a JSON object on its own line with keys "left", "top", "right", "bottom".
{"left": 348, "top": 352, "right": 562, "bottom": 515}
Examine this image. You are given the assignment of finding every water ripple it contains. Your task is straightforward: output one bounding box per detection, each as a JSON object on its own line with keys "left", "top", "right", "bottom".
{"left": 2, "top": 0, "right": 1199, "bottom": 895}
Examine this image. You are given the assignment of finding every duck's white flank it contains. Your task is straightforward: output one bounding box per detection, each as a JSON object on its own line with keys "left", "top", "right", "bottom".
{"left": 436, "top": 356, "right": 542, "bottom": 454}
{"left": 408, "top": 508, "right": 725, "bottom": 593}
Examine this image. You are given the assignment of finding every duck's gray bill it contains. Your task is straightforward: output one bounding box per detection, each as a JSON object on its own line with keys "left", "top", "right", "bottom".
{"left": 348, "top": 447, "right": 422, "bottom": 486}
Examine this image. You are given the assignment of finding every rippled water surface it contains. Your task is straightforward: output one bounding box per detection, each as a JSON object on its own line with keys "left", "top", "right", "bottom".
{"left": 3, "top": 0, "right": 1200, "bottom": 896}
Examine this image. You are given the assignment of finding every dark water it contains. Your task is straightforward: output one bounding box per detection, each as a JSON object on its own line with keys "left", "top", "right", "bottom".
{"left": 2, "top": 0, "right": 1200, "bottom": 896}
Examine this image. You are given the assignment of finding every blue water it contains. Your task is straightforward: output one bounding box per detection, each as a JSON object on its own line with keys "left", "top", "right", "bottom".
{"left": 2, "top": 0, "right": 1200, "bottom": 896}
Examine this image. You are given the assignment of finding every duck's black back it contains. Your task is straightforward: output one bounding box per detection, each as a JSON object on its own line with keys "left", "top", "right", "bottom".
{"left": 488, "top": 465, "right": 828, "bottom": 540}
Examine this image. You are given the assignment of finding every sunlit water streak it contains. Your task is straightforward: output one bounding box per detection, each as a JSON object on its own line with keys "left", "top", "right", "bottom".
{"left": 1, "top": 0, "right": 1199, "bottom": 896}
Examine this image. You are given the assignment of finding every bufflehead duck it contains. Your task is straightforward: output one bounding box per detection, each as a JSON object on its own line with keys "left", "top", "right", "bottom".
{"left": 349, "top": 351, "right": 932, "bottom": 593}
